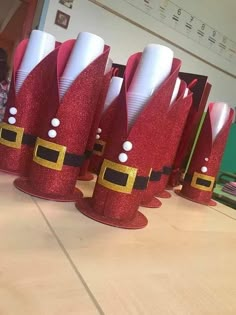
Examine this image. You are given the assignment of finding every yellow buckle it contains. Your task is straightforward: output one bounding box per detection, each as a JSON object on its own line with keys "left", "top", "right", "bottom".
{"left": 0, "top": 122, "right": 24, "bottom": 149}
{"left": 191, "top": 171, "right": 215, "bottom": 192}
{"left": 93, "top": 139, "right": 106, "bottom": 156}
{"left": 98, "top": 159, "right": 137, "bottom": 194}
{"left": 33, "top": 138, "right": 66, "bottom": 171}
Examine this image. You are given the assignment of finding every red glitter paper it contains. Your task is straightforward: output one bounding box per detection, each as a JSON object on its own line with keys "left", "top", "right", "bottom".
{"left": 14, "top": 177, "right": 82, "bottom": 202}
{"left": 76, "top": 197, "right": 148, "bottom": 229}
{"left": 77, "top": 167, "right": 94, "bottom": 181}
{"left": 0, "top": 40, "right": 59, "bottom": 176}
{"left": 88, "top": 97, "right": 120, "bottom": 175}
{"left": 175, "top": 189, "right": 217, "bottom": 206}
{"left": 140, "top": 197, "right": 162, "bottom": 208}
{"left": 77, "top": 54, "right": 182, "bottom": 229}
{"left": 79, "top": 69, "right": 112, "bottom": 179}
{"left": 156, "top": 190, "right": 171, "bottom": 199}
{"left": 141, "top": 81, "right": 192, "bottom": 207}
{"left": 170, "top": 73, "right": 211, "bottom": 186}
{"left": 179, "top": 104, "right": 234, "bottom": 205}
{"left": 15, "top": 41, "right": 110, "bottom": 201}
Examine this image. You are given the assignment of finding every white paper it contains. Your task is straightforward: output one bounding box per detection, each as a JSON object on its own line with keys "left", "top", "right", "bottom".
{"left": 128, "top": 44, "right": 173, "bottom": 97}
{"left": 105, "top": 58, "right": 113, "bottom": 74}
{"left": 210, "top": 102, "right": 230, "bottom": 141}
{"left": 59, "top": 32, "right": 104, "bottom": 99}
{"left": 183, "top": 88, "right": 189, "bottom": 98}
{"left": 103, "top": 77, "right": 123, "bottom": 112}
{"left": 127, "top": 44, "right": 173, "bottom": 128}
{"left": 16, "top": 30, "right": 55, "bottom": 92}
{"left": 19, "top": 30, "right": 55, "bottom": 73}
{"left": 169, "top": 77, "right": 181, "bottom": 107}
{"left": 62, "top": 32, "right": 104, "bottom": 80}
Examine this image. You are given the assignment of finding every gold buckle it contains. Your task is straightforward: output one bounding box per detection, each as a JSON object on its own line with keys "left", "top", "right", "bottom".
{"left": 191, "top": 171, "right": 215, "bottom": 192}
{"left": 33, "top": 138, "right": 66, "bottom": 171}
{"left": 93, "top": 139, "right": 106, "bottom": 156}
{"left": 0, "top": 122, "right": 24, "bottom": 149}
{"left": 98, "top": 159, "right": 137, "bottom": 194}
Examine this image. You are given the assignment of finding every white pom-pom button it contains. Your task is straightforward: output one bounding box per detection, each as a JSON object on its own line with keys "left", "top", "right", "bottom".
{"left": 118, "top": 153, "right": 128, "bottom": 163}
{"left": 201, "top": 166, "right": 208, "bottom": 173}
{"left": 123, "top": 141, "right": 133, "bottom": 151}
{"left": 9, "top": 107, "right": 17, "bottom": 115}
{"left": 97, "top": 128, "right": 102, "bottom": 133}
{"left": 48, "top": 129, "right": 57, "bottom": 138}
{"left": 205, "top": 157, "right": 209, "bottom": 161}
{"left": 51, "top": 118, "right": 60, "bottom": 127}
{"left": 96, "top": 134, "right": 100, "bottom": 140}
{"left": 8, "top": 117, "right": 16, "bottom": 125}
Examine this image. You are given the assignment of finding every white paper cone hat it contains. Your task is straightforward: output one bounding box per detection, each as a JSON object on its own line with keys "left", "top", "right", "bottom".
{"left": 103, "top": 77, "right": 123, "bottom": 112}
{"left": 59, "top": 32, "right": 105, "bottom": 99}
{"left": 128, "top": 44, "right": 173, "bottom": 97}
{"left": 19, "top": 30, "right": 55, "bottom": 73}
{"left": 127, "top": 44, "right": 173, "bottom": 128}
{"left": 16, "top": 30, "right": 56, "bottom": 92}
{"left": 210, "top": 102, "right": 231, "bottom": 141}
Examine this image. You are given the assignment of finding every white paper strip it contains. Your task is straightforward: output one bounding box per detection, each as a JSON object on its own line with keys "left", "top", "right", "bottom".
{"left": 169, "top": 77, "right": 181, "bottom": 107}
{"left": 183, "top": 88, "right": 189, "bottom": 98}
{"left": 105, "top": 58, "right": 113, "bottom": 74}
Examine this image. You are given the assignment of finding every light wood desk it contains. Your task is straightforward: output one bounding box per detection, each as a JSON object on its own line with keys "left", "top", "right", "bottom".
{"left": 0, "top": 173, "right": 235, "bottom": 315}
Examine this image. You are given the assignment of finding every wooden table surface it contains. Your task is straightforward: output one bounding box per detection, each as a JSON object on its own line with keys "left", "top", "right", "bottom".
{"left": 0, "top": 173, "right": 235, "bottom": 315}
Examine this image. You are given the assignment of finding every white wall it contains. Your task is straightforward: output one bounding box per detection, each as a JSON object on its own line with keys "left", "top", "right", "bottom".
{"left": 42, "top": 0, "right": 236, "bottom": 106}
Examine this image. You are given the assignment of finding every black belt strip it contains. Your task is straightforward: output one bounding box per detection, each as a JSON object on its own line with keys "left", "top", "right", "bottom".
{"left": 1, "top": 128, "right": 92, "bottom": 166}
{"left": 162, "top": 166, "right": 172, "bottom": 175}
{"left": 1, "top": 128, "right": 36, "bottom": 147}
{"left": 150, "top": 170, "right": 162, "bottom": 181}
{"left": 22, "top": 133, "right": 37, "bottom": 146}
{"left": 93, "top": 142, "right": 103, "bottom": 153}
{"left": 184, "top": 173, "right": 215, "bottom": 188}
{"left": 37, "top": 145, "right": 85, "bottom": 167}
{"left": 133, "top": 176, "right": 149, "bottom": 190}
{"left": 149, "top": 166, "right": 172, "bottom": 181}
{"left": 103, "top": 167, "right": 149, "bottom": 190}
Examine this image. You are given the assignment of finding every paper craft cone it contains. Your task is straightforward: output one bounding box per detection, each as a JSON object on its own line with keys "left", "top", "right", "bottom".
{"left": 141, "top": 81, "right": 192, "bottom": 208}
{"left": 78, "top": 69, "right": 113, "bottom": 181}
{"left": 76, "top": 54, "right": 181, "bottom": 229}
{"left": 169, "top": 73, "right": 211, "bottom": 186}
{"left": 14, "top": 40, "right": 110, "bottom": 201}
{"left": 0, "top": 40, "right": 57, "bottom": 176}
{"left": 176, "top": 103, "right": 234, "bottom": 206}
